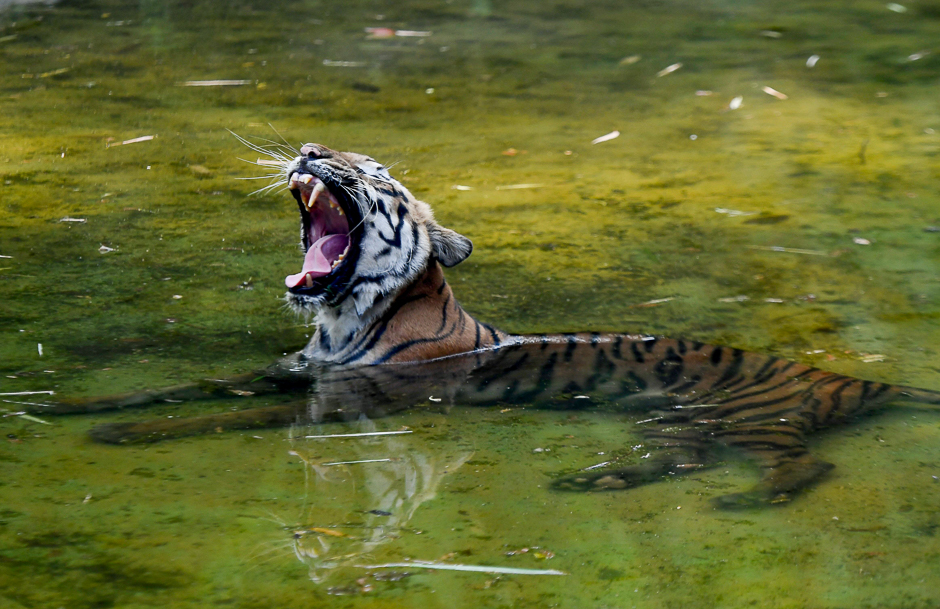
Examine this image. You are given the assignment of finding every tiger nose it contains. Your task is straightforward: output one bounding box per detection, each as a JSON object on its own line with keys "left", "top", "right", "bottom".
{"left": 300, "top": 144, "right": 322, "bottom": 158}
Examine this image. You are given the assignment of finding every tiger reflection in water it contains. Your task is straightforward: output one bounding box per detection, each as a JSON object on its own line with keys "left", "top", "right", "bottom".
{"left": 266, "top": 424, "right": 471, "bottom": 588}
{"left": 50, "top": 141, "right": 939, "bottom": 510}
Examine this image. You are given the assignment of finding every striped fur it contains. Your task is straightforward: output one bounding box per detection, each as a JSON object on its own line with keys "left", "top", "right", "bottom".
{"left": 58, "top": 142, "right": 939, "bottom": 508}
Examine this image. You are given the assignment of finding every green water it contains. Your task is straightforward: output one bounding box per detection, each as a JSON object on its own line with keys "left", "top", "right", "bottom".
{"left": 1, "top": 0, "right": 939, "bottom": 606}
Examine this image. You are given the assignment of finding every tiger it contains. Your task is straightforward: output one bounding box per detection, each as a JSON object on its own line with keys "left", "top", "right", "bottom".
{"left": 48, "top": 142, "right": 940, "bottom": 509}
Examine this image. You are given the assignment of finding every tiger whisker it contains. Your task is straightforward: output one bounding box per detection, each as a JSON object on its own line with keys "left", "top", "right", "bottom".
{"left": 267, "top": 123, "right": 300, "bottom": 155}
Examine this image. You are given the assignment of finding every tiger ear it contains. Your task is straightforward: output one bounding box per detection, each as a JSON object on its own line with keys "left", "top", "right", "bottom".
{"left": 428, "top": 223, "right": 473, "bottom": 267}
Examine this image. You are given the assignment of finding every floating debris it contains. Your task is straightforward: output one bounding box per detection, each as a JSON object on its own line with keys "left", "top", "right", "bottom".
{"left": 323, "top": 60, "right": 366, "bottom": 68}
{"left": 180, "top": 80, "right": 252, "bottom": 86}
{"left": 502, "top": 148, "right": 520, "bottom": 156}
{"left": 764, "top": 298, "right": 785, "bottom": 303}
{"left": 37, "top": 343, "right": 43, "bottom": 356}
{"left": 451, "top": 185, "right": 473, "bottom": 191}
{"left": 107, "top": 135, "right": 155, "bottom": 147}
{"left": 715, "top": 208, "right": 756, "bottom": 217}
{"left": 365, "top": 27, "right": 395, "bottom": 38}
{"left": 395, "top": 30, "right": 432, "bottom": 37}
{"left": 428, "top": 396, "right": 442, "bottom": 402}
{"left": 584, "top": 461, "right": 613, "bottom": 470}
{"left": 307, "top": 527, "right": 347, "bottom": 537}
{"left": 695, "top": 90, "right": 713, "bottom": 96}
{"left": 728, "top": 96, "right": 744, "bottom": 110}
{"left": 656, "top": 62, "right": 682, "bottom": 77}
{"left": 303, "top": 430, "right": 413, "bottom": 439}
{"left": 16, "top": 413, "right": 52, "bottom": 425}
{"left": 759, "top": 30, "right": 782, "bottom": 38}
{"left": 591, "top": 130, "right": 620, "bottom": 145}
{"left": 98, "top": 244, "right": 115, "bottom": 253}
{"left": 718, "top": 296, "right": 749, "bottom": 303}
{"left": 323, "top": 458, "right": 393, "bottom": 466}
{"left": 0, "top": 391, "right": 55, "bottom": 396}
{"left": 632, "top": 297, "right": 674, "bottom": 308}
{"left": 747, "top": 245, "right": 828, "bottom": 256}
{"left": 494, "top": 183, "right": 544, "bottom": 190}
{"left": 619, "top": 55, "right": 641, "bottom": 65}
{"left": 762, "top": 86, "right": 788, "bottom": 100}
{"left": 0, "top": 255, "right": 11, "bottom": 259}
{"left": 861, "top": 354, "right": 886, "bottom": 363}
{"left": 806, "top": 55, "right": 820, "bottom": 68}
{"left": 907, "top": 51, "right": 929, "bottom": 62}
{"left": 59, "top": 217, "right": 86, "bottom": 223}
{"left": 38, "top": 67, "right": 70, "bottom": 78}
{"left": 358, "top": 561, "right": 566, "bottom": 576}
{"left": 886, "top": 3, "right": 907, "bottom": 12}
{"left": 853, "top": 237, "right": 871, "bottom": 245}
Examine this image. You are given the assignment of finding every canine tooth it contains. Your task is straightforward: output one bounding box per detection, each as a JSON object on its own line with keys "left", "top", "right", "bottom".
{"left": 301, "top": 175, "right": 314, "bottom": 185}
{"left": 312, "top": 181, "right": 326, "bottom": 201}
{"left": 305, "top": 274, "right": 313, "bottom": 288}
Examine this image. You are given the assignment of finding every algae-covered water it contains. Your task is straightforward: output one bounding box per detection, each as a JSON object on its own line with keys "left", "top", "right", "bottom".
{"left": 2, "top": 0, "right": 940, "bottom": 607}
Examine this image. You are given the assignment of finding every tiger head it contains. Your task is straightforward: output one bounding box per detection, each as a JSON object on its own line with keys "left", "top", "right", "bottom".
{"left": 280, "top": 143, "right": 473, "bottom": 341}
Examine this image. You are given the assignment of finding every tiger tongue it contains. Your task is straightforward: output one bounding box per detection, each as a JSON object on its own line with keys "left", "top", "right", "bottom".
{"left": 285, "top": 234, "right": 350, "bottom": 288}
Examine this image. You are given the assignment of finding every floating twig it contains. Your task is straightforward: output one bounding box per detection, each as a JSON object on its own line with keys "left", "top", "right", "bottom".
{"left": 302, "top": 430, "right": 413, "bottom": 439}
{"left": 3, "top": 399, "right": 54, "bottom": 408}
{"left": 747, "top": 245, "right": 828, "bottom": 256}
{"left": 762, "top": 86, "right": 788, "bottom": 100}
{"left": 59, "top": 217, "right": 86, "bottom": 223}
{"left": 357, "top": 561, "right": 566, "bottom": 576}
{"left": 656, "top": 63, "right": 682, "bottom": 77}
{"left": 180, "top": 80, "right": 252, "bottom": 86}
{"left": 322, "top": 60, "right": 366, "bottom": 68}
{"left": 0, "top": 391, "right": 55, "bottom": 396}
{"left": 632, "top": 297, "right": 674, "bottom": 308}
{"left": 107, "top": 135, "right": 155, "bottom": 147}
{"left": 323, "top": 458, "right": 392, "bottom": 466}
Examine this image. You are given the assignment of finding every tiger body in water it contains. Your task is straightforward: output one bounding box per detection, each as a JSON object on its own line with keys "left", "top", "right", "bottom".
{"left": 54, "top": 142, "right": 939, "bottom": 509}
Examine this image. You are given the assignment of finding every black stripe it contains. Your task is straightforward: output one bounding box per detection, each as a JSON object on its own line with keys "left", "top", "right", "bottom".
{"left": 435, "top": 293, "right": 451, "bottom": 334}
{"left": 612, "top": 336, "right": 623, "bottom": 360}
{"left": 630, "top": 342, "right": 644, "bottom": 363}
{"left": 710, "top": 349, "right": 744, "bottom": 388}
{"left": 564, "top": 335, "right": 578, "bottom": 363}
{"left": 710, "top": 347, "right": 723, "bottom": 366}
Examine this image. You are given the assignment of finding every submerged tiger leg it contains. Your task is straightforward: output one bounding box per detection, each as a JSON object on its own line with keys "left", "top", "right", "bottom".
{"left": 551, "top": 428, "right": 714, "bottom": 492}
{"left": 711, "top": 423, "right": 833, "bottom": 509}
{"left": 89, "top": 402, "right": 306, "bottom": 444}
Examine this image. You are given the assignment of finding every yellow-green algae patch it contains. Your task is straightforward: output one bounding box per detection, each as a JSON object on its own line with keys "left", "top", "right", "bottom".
{"left": 1, "top": 0, "right": 939, "bottom": 607}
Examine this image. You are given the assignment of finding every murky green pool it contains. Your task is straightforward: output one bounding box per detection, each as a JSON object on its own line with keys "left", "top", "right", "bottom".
{"left": 2, "top": 0, "right": 939, "bottom": 606}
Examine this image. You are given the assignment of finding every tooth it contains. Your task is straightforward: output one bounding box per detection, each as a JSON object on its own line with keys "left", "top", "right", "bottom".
{"left": 301, "top": 175, "right": 314, "bottom": 185}
{"left": 312, "top": 181, "right": 326, "bottom": 202}
{"left": 300, "top": 191, "right": 311, "bottom": 210}
{"left": 305, "top": 274, "right": 313, "bottom": 288}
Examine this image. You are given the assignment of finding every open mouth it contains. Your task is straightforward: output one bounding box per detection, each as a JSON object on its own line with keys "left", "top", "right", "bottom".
{"left": 285, "top": 172, "right": 353, "bottom": 292}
